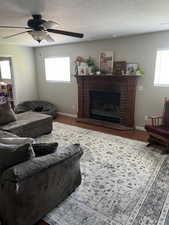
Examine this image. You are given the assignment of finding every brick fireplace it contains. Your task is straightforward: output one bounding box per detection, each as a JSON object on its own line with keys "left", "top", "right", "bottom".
{"left": 75, "top": 75, "right": 139, "bottom": 129}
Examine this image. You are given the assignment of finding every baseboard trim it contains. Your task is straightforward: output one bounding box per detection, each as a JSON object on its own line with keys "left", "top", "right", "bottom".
{"left": 57, "top": 112, "right": 77, "bottom": 118}
{"left": 136, "top": 126, "right": 145, "bottom": 131}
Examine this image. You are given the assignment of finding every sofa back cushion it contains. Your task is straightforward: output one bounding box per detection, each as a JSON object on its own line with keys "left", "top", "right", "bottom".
{"left": 0, "top": 102, "right": 16, "bottom": 125}
{"left": 0, "top": 143, "right": 35, "bottom": 174}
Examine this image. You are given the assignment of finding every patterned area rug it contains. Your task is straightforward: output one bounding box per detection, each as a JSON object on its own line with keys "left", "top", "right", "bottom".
{"left": 36, "top": 122, "right": 169, "bottom": 225}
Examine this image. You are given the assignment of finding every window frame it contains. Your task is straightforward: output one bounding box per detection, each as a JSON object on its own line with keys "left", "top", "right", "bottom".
{"left": 44, "top": 56, "right": 71, "bottom": 83}
{"left": 154, "top": 48, "right": 169, "bottom": 87}
{"left": 0, "top": 57, "right": 13, "bottom": 81}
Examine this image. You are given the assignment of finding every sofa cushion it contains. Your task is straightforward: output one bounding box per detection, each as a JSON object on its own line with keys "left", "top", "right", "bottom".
{"left": 32, "top": 142, "right": 58, "bottom": 157}
{"left": 0, "top": 143, "right": 35, "bottom": 174}
{"left": 0, "top": 111, "right": 53, "bottom": 138}
{"left": 0, "top": 102, "right": 16, "bottom": 125}
{"left": 145, "top": 125, "right": 169, "bottom": 139}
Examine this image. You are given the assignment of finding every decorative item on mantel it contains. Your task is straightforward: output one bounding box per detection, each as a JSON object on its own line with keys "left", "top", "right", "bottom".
{"left": 99, "top": 51, "right": 114, "bottom": 75}
{"left": 73, "top": 54, "right": 144, "bottom": 77}
{"left": 86, "top": 57, "right": 98, "bottom": 75}
{"left": 113, "top": 61, "right": 127, "bottom": 75}
{"left": 136, "top": 67, "right": 144, "bottom": 76}
{"left": 126, "top": 63, "right": 144, "bottom": 76}
{"left": 74, "top": 56, "right": 86, "bottom": 76}
{"left": 74, "top": 56, "right": 99, "bottom": 76}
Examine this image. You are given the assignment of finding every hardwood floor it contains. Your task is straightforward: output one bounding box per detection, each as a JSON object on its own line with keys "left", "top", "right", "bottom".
{"left": 36, "top": 115, "right": 148, "bottom": 225}
{"left": 54, "top": 115, "right": 148, "bottom": 142}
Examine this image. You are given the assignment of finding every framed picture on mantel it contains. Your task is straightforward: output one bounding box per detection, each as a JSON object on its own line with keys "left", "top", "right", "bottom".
{"left": 78, "top": 62, "right": 88, "bottom": 75}
{"left": 99, "top": 51, "right": 114, "bottom": 75}
{"left": 113, "top": 61, "right": 126, "bottom": 75}
{"left": 126, "top": 63, "right": 139, "bottom": 75}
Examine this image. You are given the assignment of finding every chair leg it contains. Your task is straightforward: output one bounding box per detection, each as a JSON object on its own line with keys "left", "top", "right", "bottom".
{"left": 164, "top": 143, "right": 169, "bottom": 154}
{"left": 146, "top": 133, "right": 169, "bottom": 154}
{"left": 147, "top": 143, "right": 151, "bottom": 147}
{"left": 147, "top": 136, "right": 154, "bottom": 147}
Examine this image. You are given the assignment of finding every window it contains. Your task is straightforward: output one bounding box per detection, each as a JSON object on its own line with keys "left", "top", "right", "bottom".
{"left": 154, "top": 49, "right": 169, "bottom": 86}
{"left": 45, "top": 57, "right": 70, "bottom": 82}
{"left": 0, "top": 58, "right": 12, "bottom": 80}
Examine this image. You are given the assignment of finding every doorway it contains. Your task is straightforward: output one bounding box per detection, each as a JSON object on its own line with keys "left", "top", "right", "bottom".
{"left": 0, "top": 57, "right": 15, "bottom": 109}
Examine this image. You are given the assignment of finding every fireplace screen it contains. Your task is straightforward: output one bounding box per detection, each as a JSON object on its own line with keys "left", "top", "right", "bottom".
{"left": 90, "top": 91, "right": 120, "bottom": 123}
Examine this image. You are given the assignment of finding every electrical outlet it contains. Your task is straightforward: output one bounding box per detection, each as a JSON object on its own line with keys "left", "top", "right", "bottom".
{"left": 145, "top": 115, "right": 148, "bottom": 120}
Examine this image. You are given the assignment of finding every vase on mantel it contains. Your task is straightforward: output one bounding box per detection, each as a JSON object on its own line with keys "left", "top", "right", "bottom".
{"left": 88, "top": 66, "right": 93, "bottom": 75}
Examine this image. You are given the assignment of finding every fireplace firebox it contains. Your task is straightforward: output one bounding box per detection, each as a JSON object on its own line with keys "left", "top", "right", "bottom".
{"left": 90, "top": 91, "right": 120, "bottom": 123}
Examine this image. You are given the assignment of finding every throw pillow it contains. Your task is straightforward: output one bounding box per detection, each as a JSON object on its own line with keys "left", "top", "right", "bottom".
{"left": 0, "top": 143, "right": 35, "bottom": 174}
{"left": 0, "top": 102, "right": 16, "bottom": 125}
{"left": 34, "top": 106, "right": 43, "bottom": 112}
{"left": 32, "top": 142, "right": 58, "bottom": 157}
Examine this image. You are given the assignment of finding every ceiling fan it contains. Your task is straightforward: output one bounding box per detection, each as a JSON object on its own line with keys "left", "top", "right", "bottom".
{"left": 0, "top": 14, "right": 84, "bottom": 43}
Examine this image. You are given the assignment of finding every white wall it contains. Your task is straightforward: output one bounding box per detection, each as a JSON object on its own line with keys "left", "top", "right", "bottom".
{"left": 0, "top": 44, "right": 38, "bottom": 104}
{"left": 34, "top": 31, "right": 169, "bottom": 127}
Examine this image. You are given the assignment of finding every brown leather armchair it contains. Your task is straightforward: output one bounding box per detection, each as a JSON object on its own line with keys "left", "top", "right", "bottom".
{"left": 145, "top": 98, "right": 169, "bottom": 153}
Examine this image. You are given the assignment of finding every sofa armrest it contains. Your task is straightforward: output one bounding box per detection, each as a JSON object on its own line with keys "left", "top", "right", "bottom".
{"left": 1, "top": 144, "right": 83, "bottom": 183}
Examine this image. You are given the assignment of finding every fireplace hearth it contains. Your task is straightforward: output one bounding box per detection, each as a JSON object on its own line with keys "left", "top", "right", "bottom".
{"left": 90, "top": 91, "right": 120, "bottom": 123}
{"left": 75, "top": 75, "right": 139, "bottom": 129}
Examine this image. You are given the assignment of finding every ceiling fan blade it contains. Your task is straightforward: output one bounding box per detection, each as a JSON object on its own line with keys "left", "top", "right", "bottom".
{"left": 43, "top": 20, "right": 59, "bottom": 29}
{"left": 44, "top": 34, "right": 55, "bottom": 42}
{"left": 2, "top": 31, "right": 30, "bottom": 39}
{"left": 47, "top": 29, "right": 84, "bottom": 38}
{"left": 0, "top": 26, "right": 30, "bottom": 29}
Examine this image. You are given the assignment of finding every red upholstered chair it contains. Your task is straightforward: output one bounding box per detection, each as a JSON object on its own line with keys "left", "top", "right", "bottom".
{"left": 145, "top": 98, "right": 169, "bottom": 152}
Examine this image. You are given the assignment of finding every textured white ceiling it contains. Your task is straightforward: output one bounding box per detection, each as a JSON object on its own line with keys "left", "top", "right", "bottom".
{"left": 0, "top": 0, "right": 169, "bottom": 47}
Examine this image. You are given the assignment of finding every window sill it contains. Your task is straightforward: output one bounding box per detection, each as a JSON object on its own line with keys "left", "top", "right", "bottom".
{"left": 154, "top": 84, "right": 169, "bottom": 87}
{"left": 46, "top": 80, "right": 72, "bottom": 84}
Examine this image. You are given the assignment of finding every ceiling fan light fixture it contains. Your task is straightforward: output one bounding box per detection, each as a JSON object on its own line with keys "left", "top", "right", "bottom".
{"left": 29, "top": 31, "right": 46, "bottom": 42}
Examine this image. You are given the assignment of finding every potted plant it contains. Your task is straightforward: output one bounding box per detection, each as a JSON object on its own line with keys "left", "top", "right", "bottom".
{"left": 86, "top": 57, "right": 95, "bottom": 75}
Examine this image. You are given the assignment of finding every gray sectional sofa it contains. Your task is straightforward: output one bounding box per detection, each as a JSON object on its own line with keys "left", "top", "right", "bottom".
{"left": 0, "top": 109, "right": 83, "bottom": 225}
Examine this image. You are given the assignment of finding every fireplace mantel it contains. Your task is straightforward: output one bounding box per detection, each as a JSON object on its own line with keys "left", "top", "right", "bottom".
{"left": 75, "top": 74, "right": 139, "bottom": 79}
{"left": 75, "top": 75, "right": 139, "bottom": 128}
